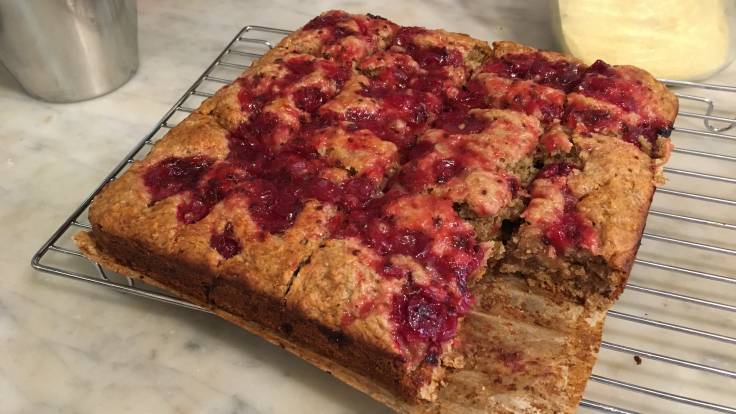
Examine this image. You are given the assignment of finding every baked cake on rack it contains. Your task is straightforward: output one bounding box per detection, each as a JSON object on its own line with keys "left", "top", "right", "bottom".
{"left": 75, "top": 10, "right": 677, "bottom": 412}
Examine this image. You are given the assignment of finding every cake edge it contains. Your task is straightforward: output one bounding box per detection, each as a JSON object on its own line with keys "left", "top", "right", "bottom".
{"left": 74, "top": 230, "right": 605, "bottom": 413}
{"left": 74, "top": 229, "right": 440, "bottom": 403}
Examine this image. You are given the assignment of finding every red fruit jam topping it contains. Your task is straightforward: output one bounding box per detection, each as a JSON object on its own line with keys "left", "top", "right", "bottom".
{"left": 391, "top": 287, "right": 458, "bottom": 360}
{"left": 434, "top": 110, "right": 488, "bottom": 134}
{"left": 389, "top": 27, "right": 466, "bottom": 98}
{"left": 544, "top": 187, "right": 596, "bottom": 253}
{"left": 333, "top": 192, "right": 484, "bottom": 356}
{"left": 563, "top": 101, "right": 671, "bottom": 153}
{"left": 304, "top": 10, "right": 353, "bottom": 31}
{"left": 303, "top": 10, "right": 360, "bottom": 46}
{"left": 223, "top": 124, "right": 383, "bottom": 233}
{"left": 210, "top": 222, "right": 241, "bottom": 258}
{"left": 144, "top": 156, "right": 214, "bottom": 203}
{"left": 337, "top": 86, "right": 441, "bottom": 153}
{"left": 563, "top": 105, "right": 615, "bottom": 134}
{"left": 304, "top": 11, "right": 398, "bottom": 59}
{"left": 397, "top": 154, "right": 467, "bottom": 193}
{"left": 537, "top": 162, "right": 576, "bottom": 179}
{"left": 393, "top": 27, "right": 463, "bottom": 70}
{"left": 535, "top": 164, "right": 597, "bottom": 253}
{"left": 433, "top": 158, "right": 465, "bottom": 184}
{"left": 576, "top": 60, "right": 637, "bottom": 112}
{"left": 293, "top": 87, "right": 328, "bottom": 113}
{"left": 481, "top": 52, "right": 584, "bottom": 92}
{"left": 237, "top": 55, "right": 350, "bottom": 118}
{"left": 504, "top": 82, "right": 565, "bottom": 123}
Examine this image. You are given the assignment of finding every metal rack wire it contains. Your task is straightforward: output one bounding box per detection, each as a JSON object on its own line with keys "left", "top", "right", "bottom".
{"left": 31, "top": 26, "right": 736, "bottom": 413}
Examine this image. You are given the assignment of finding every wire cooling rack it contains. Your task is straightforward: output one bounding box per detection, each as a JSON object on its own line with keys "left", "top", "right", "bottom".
{"left": 31, "top": 26, "right": 736, "bottom": 414}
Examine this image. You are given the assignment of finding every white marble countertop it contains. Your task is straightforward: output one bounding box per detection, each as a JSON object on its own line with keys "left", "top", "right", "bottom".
{"left": 2, "top": 1, "right": 735, "bottom": 413}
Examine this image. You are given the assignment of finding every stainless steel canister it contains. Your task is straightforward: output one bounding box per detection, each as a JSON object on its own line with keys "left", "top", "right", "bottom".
{"left": 0, "top": 0, "right": 138, "bottom": 102}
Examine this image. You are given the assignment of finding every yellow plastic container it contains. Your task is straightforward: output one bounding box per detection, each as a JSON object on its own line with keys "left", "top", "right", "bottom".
{"left": 552, "top": 0, "right": 735, "bottom": 80}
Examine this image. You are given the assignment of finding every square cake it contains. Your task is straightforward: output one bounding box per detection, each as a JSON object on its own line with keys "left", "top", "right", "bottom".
{"left": 75, "top": 10, "right": 677, "bottom": 411}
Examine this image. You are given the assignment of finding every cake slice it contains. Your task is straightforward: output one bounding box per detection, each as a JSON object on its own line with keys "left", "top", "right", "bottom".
{"left": 285, "top": 193, "right": 493, "bottom": 400}
{"left": 499, "top": 131, "right": 661, "bottom": 306}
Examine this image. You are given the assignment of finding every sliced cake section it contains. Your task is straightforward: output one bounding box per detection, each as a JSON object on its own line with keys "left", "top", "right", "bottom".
{"left": 286, "top": 192, "right": 492, "bottom": 400}
{"left": 500, "top": 132, "right": 660, "bottom": 305}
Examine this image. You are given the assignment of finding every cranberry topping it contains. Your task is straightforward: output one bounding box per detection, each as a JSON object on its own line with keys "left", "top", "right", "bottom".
{"left": 564, "top": 103, "right": 671, "bottom": 153}
{"left": 437, "top": 79, "right": 488, "bottom": 124}
{"left": 336, "top": 193, "right": 483, "bottom": 281}
{"left": 361, "top": 55, "right": 416, "bottom": 92}
{"left": 563, "top": 106, "right": 615, "bottom": 132}
{"left": 221, "top": 124, "right": 382, "bottom": 233}
{"left": 482, "top": 52, "right": 583, "bottom": 92}
{"left": 210, "top": 222, "right": 241, "bottom": 258}
{"left": 342, "top": 108, "right": 403, "bottom": 146}
{"left": 434, "top": 110, "right": 487, "bottom": 134}
{"left": 393, "top": 27, "right": 462, "bottom": 68}
{"left": 392, "top": 287, "right": 458, "bottom": 357}
{"left": 388, "top": 27, "right": 466, "bottom": 98}
{"left": 393, "top": 27, "right": 428, "bottom": 49}
{"left": 537, "top": 162, "right": 576, "bottom": 179}
{"left": 144, "top": 156, "right": 214, "bottom": 203}
{"left": 283, "top": 57, "right": 316, "bottom": 76}
{"left": 544, "top": 186, "right": 595, "bottom": 253}
{"left": 576, "top": 61, "right": 636, "bottom": 112}
{"left": 507, "top": 176, "right": 521, "bottom": 196}
{"left": 578, "top": 75, "right": 636, "bottom": 112}
{"left": 479, "top": 53, "right": 671, "bottom": 151}
{"left": 406, "top": 140, "right": 435, "bottom": 160}
{"left": 332, "top": 191, "right": 484, "bottom": 358}
{"left": 505, "top": 83, "right": 565, "bottom": 123}
{"left": 160, "top": 123, "right": 384, "bottom": 233}
{"left": 304, "top": 10, "right": 369, "bottom": 49}
{"left": 412, "top": 47, "right": 462, "bottom": 70}
{"left": 586, "top": 59, "right": 618, "bottom": 76}
{"left": 237, "top": 56, "right": 349, "bottom": 118}
{"left": 433, "top": 158, "right": 465, "bottom": 184}
{"left": 339, "top": 87, "right": 441, "bottom": 153}
{"left": 458, "top": 78, "right": 489, "bottom": 109}
{"left": 397, "top": 153, "right": 467, "bottom": 193}
{"left": 533, "top": 165, "right": 596, "bottom": 253}
{"left": 624, "top": 121, "right": 672, "bottom": 148}
{"left": 293, "top": 87, "right": 328, "bottom": 113}
{"left": 304, "top": 11, "right": 350, "bottom": 30}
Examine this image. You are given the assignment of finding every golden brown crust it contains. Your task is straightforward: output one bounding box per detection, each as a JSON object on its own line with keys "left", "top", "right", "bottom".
{"left": 569, "top": 134, "right": 655, "bottom": 271}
